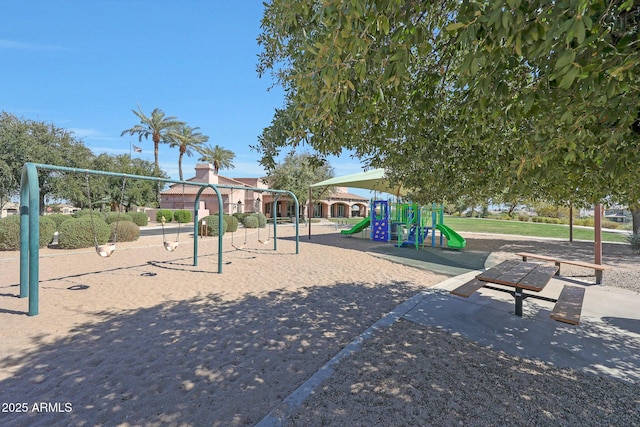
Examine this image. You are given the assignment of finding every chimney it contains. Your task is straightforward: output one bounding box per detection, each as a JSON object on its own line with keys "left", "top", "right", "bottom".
{"left": 194, "top": 163, "right": 218, "bottom": 184}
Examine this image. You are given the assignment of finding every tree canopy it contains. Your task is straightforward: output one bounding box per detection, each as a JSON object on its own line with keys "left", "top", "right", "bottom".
{"left": 1, "top": 112, "right": 168, "bottom": 211}
{"left": 0, "top": 112, "right": 93, "bottom": 213}
{"left": 166, "top": 125, "right": 209, "bottom": 181}
{"left": 121, "top": 107, "right": 184, "bottom": 202}
{"left": 256, "top": 0, "right": 640, "bottom": 209}
{"left": 263, "top": 152, "right": 335, "bottom": 219}
{"left": 197, "top": 143, "right": 236, "bottom": 175}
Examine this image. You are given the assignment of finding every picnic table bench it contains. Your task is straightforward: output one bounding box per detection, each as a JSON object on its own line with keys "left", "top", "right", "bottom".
{"left": 450, "top": 260, "right": 586, "bottom": 325}
{"left": 515, "top": 252, "right": 608, "bottom": 284}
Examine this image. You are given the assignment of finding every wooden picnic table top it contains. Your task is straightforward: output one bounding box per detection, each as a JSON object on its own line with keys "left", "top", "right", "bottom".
{"left": 476, "top": 260, "right": 559, "bottom": 292}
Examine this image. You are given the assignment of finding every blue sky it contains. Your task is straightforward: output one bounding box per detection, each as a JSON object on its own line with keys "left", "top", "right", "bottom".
{"left": 1, "top": 1, "right": 371, "bottom": 195}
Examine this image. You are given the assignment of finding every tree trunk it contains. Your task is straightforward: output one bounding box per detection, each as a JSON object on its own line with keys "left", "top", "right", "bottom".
{"left": 153, "top": 139, "right": 160, "bottom": 205}
{"left": 631, "top": 203, "right": 640, "bottom": 235}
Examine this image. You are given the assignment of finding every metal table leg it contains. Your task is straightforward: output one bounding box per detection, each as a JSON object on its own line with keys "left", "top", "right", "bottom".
{"left": 514, "top": 286, "right": 523, "bottom": 316}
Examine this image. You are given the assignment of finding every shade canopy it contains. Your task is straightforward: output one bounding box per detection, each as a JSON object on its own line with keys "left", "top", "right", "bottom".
{"left": 310, "top": 168, "right": 408, "bottom": 196}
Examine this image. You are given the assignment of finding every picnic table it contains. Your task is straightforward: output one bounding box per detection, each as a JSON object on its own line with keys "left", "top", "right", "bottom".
{"left": 476, "top": 260, "right": 558, "bottom": 316}
{"left": 450, "top": 259, "right": 586, "bottom": 324}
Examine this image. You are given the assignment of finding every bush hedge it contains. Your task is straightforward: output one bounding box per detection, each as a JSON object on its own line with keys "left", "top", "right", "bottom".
{"left": 74, "top": 209, "right": 102, "bottom": 219}
{"left": 0, "top": 215, "right": 57, "bottom": 250}
{"left": 198, "top": 215, "right": 227, "bottom": 237}
{"left": 251, "top": 212, "right": 267, "bottom": 228}
{"left": 111, "top": 220, "right": 140, "bottom": 242}
{"left": 234, "top": 212, "right": 249, "bottom": 223}
{"left": 532, "top": 216, "right": 562, "bottom": 224}
{"left": 156, "top": 209, "right": 174, "bottom": 223}
{"left": 129, "top": 212, "right": 149, "bottom": 226}
{"left": 104, "top": 212, "right": 133, "bottom": 224}
{"left": 626, "top": 232, "right": 640, "bottom": 254}
{"left": 0, "top": 216, "right": 22, "bottom": 250}
{"left": 173, "top": 210, "right": 192, "bottom": 223}
{"left": 47, "top": 214, "right": 72, "bottom": 228}
{"left": 243, "top": 215, "right": 259, "bottom": 229}
{"left": 223, "top": 214, "right": 239, "bottom": 233}
{"left": 58, "top": 217, "right": 110, "bottom": 249}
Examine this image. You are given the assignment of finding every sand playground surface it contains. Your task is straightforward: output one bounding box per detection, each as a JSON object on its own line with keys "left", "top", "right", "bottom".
{"left": 1, "top": 223, "right": 640, "bottom": 426}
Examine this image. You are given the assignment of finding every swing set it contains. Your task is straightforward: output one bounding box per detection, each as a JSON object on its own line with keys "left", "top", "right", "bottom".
{"left": 160, "top": 184, "right": 186, "bottom": 252}
{"left": 18, "top": 162, "right": 300, "bottom": 316}
{"left": 85, "top": 174, "right": 128, "bottom": 257}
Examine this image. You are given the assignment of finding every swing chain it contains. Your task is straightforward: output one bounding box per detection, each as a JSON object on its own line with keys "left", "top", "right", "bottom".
{"left": 85, "top": 174, "right": 127, "bottom": 253}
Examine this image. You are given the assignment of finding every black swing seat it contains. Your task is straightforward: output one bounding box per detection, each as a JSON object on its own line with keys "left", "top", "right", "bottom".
{"left": 96, "top": 243, "right": 116, "bottom": 257}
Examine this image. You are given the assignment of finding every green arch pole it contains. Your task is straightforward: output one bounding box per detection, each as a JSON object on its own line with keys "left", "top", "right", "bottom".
{"left": 211, "top": 186, "right": 300, "bottom": 255}
{"left": 192, "top": 185, "right": 224, "bottom": 271}
{"left": 269, "top": 193, "right": 298, "bottom": 253}
{"left": 20, "top": 163, "right": 40, "bottom": 314}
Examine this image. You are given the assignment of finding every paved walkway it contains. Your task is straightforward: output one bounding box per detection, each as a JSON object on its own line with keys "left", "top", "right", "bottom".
{"left": 406, "top": 272, "right": 640, "bottom": 383}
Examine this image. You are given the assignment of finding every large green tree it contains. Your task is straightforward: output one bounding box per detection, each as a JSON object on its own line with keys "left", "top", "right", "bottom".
{"left": 121, "top": 107, "right": 184, "bottom": 202}
{"left": 80, "top": 153, "right": 163, "bottom": 211}
{"left": 0, "top": 112, "right": 93, "bottom": 213}
{"left": 167, "top": 125, "right": 209, "bottom": 181}
{"left": 264, "top": 152, "right": 334, "bottom": 220}
{"left": 197, "top": 143, "right": 236, "bottom": 175}
{"left": 256, "top": 0, "right": 640, "bottom": 230}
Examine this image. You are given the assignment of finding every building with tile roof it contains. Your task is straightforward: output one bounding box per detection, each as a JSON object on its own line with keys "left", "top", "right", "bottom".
{"left": 159, "top": 163, "right": 369, "bottom": 219}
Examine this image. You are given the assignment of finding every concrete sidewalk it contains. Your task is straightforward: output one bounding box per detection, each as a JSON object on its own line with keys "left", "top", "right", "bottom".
{"left": 404, "top": 272, "right": 640, "bottom": 383}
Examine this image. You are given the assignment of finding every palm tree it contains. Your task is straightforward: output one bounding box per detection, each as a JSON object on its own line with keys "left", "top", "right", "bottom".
{"left": 121, "top": 106, "right": 184, "bottom": 202}
{"left": 197, "top": 143, "right": 236, "bottom": 175}
{"left": 166, "top": 125, "right": 209, "bottom": 181}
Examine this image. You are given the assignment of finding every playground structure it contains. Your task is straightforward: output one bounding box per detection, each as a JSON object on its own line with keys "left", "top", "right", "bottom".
{"left": 344, "top": 200, "right": 466, "bottom": 250}
{"left": 19, "top": 162, "right": 300, "bottom": 316}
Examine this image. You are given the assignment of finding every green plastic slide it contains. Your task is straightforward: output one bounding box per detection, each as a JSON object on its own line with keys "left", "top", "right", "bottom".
{"left": 436, "top": 224, "right": 466, "bottom": 249}
{"left": 340, "top": 217, "right": 371, "bottom": 235}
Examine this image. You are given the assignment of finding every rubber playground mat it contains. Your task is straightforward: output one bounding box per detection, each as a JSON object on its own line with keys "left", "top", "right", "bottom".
{"left": 301, "top": 230, "right": 489, "bottom": 276}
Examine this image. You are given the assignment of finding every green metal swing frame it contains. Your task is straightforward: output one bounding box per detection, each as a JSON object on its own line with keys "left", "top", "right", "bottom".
{"left": 19, "top": 162, "right": 299, "bottom": 316}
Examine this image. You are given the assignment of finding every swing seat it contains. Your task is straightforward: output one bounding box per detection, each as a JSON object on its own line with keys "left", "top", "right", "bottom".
{"left": 164, "top": 241, "right": 179, "bottom": 252}
{"left": 96, "top": 244, "right": 116, "bottom": 257}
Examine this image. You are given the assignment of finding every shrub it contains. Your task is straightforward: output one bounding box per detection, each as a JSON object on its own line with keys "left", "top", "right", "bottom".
{"left": 223, "top": 214, "right": 239, "bottom": 233}
{"left": 251, "top": 212, "right": 267, "bottom": 228}
{"left": 602, "top": 220, "right": 621, "bottom": 230}
{"left": 532, "top": 216, "right": 561, "bottom": 224}
{"left": 233, "top": 212, "right": 248, "bottom": 222}
{"left": 574, "top": 218, "right": 594, "bottom": 227}
{"left": 533, "top": 203, "right": 570, "bottom": 219}
{"left": 517, "top": 213, "right": 530, "bottom": 222}
{"left": 626, "top": 232, "right": 640, "bottom": 254}
{"left": 0, "top": 215, "right": 56, "bottom": 250}
{"left": 111, "top": 220, "right": 140, "bottom": 242}
{"left": 58, "top": 217, "right": 110, "bottom": 249}
{"left": 243, "top": 215, "right": 259, "bottom": 229}
{"left": 40, "top": 216, "right": 57, "bottom": 247}
{"left": 129, "top": 212, "right": 149, "bottom": 226}
{"left": 47, "top": 214, "right": 71, "bottom": 228}
{"left": 173, "top": 210, "right": 192, "bottom": 223}
{"left": 0, "top": 216, "right": 21, "bottom": 250}
{"left": 74, "top": 209, "right": 103, "bottom": 219}
{"left": 104, "top": 212, "right": 133, "bottom": 224}
{"left": 156, "top": 209, "right": 174, "bottom": 223}
{"left": 198, "top": 215, "right": 227, "bottom": 237}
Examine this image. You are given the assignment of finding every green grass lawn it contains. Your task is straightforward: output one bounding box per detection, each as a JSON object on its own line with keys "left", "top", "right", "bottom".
{"left": 443, "top": 216, "right": 628, "bottom": 243}
{"left": 330, "top": 216, "right": 628, "bottom": 243}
